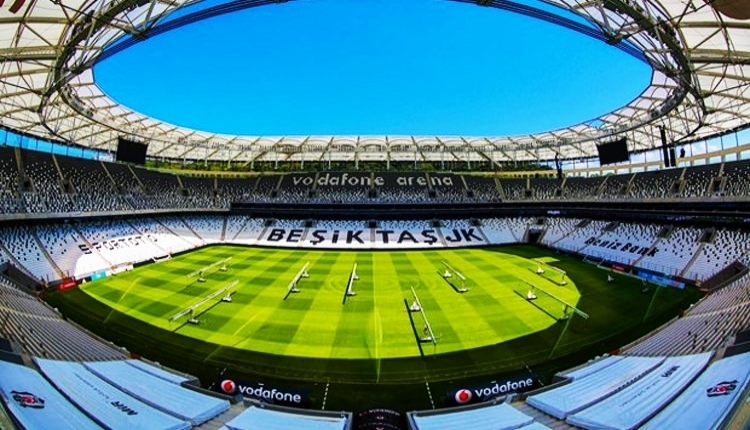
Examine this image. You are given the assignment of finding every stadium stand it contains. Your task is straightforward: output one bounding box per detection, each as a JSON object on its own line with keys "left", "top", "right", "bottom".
{"left": 597, "top": 173, "right": 630, "bottom": 199}
{"left": 538, "top": 217, "right": 582, "bottom": 248}
{"left": 224, "top": 215, "right": 251, "bottom": 243}
{"left": 216, "top": 176, "right": 254, "bottom": 207}
{"left": 0, "top": 213, "right": 746, "bottom": 289}
{"left": 552, "top": 220, "right": 608, "bottom": 255}
{"left": 440, "top": 219, "right": 487, "bottom": 247}
{"left": 525, "top": 355, "right": 665, "bottom": 419}
{"left": 463, "top": 175, "right": 501, "bottom": 201}
{"left": 273, "top": 219, "right": 304, "bottom": 229}
{"left": 640, "top": 351, "right": 750, "bottom": 429}
{"left": 252, "top": 218, "right": 307, "bottom": 248}
{"left": 555, "top": 355, "right": 623, "bottom": 381}
{"left": 304, "top": 220, "right": 371, "bottom": 249}
{"left": 636, "top": 226, "right": 701, "bottom": 276}
{"left": 103, "top": 161, "right": 142, "bottom": 196}
{"left": 0, "top": 224, "right": 61, "bottom": 283}
{"left": 622, "top": 274, "right": 750, "bottom": 356}
{"left": 407, "top": 402, "right": 537, "bottom": 430}
{"left": 1, "top": 309, "right": 125, "bottom": 361}
{"left": 0, "top": 359, "right": 102, "bottom": 430}
{"left": 722, "top": 159, "right": 750, "bottom": 197}
{"left": 0, "top": 146, "right": 24, "bottom": 214}
{"left": 480, "top": 217, "right": 530, "bottom": 244}
{"left": 313, "top": 172, "right": 371, "bottom": 203}
{"left": 528, "top": 177, "right": 561, "bottom": 200}
{"left": 565, "top": 352, "right": 712, "bottom": 429}
{"left": 129, "top": 167, "right": 188, "bottom": 210}
{"left": 561, "top": 176, "right": 602, "bottom": 199}
{"left": 127, "top": 217, "right": 194, "bottom": 256}
{"left": 686, "top": 274, "right": 750, "bottom": 315}
{"left": 182, "top": 214, "right": 226, "bottom": 244}
{"left": 0, "top": 271, "right": 251, "bottom": 427}
{"left": 227, "top": 216, "right": 267, "bottom": 245}
{"left": 374, "top": 220, "right": 437, "bottom": 249}
{"left": 683, "top": 228, "right": 750, "bottom": 281}
{"left": 3, "top": 146, "right": 750, "bottom": 428}
{"left": 430, "top": 173, "right": 466, "bottom": 202}
{"left": 20, "top": 151, "right": 71, "bottom": 214}
{"left": 0, "top": 276, "right": 58, "bottom": 319}
{"left": 55, "top": 153, "right": 129, "bottom": 212}
{"left": 278, "top": 173, "right": 312, "bottom": 202}
{"left": 125, "top": 359, "right": 192, "bottom": 385}
{"left": 377, "top": 172, "right": 429, "bottom": 203}
{"left": 74, "top": 219, "right": 150, "bottom": 269}
{"left": 253, "top": 175, "right": 279, "bottom": 201}
{"left": 223, "top": 403, "right": 352, "bottom": 430}
{"left": 681, "top": 163, "right": 720, "bottom": 198}
{"left": 83, "top": 360, "right": 230, "bottom": 426}
{"left": 626, "top": 303, "right": 750, "bottom": 356}
{"left": 157, "top": 216, "right": 205, "bottom": 248}
{"left": 629, "top": 169, "right": 682, "bottom": 199}
{"left": 181, "top": 175, "right": 216, "bottom": 207}
{"left": 5, "top": 147, "right": 750, "bottom": 208}
{"left": 403, "top": 350, "right": 749, "bottom": 430}
{"left": 35, "top": 358, "right": 191, "bottom": 430}
{"left": 579, "top": 221, "right": 661, "bottom": 266}
{"left": 32, "top": 223, "right": 106, "bottom": 279}
{"left": 499, "top": 178, "right": 527, "bottom": 200}
{"left": 516, "top": 423, "right": 553, "bottom": 430}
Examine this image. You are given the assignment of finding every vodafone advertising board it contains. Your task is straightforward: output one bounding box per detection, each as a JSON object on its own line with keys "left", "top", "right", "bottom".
{"left": 446, "top": 374, "right": 539, "bottom": 406}
{"left": 216, "top": 378, "right": 310, "bottom": 408}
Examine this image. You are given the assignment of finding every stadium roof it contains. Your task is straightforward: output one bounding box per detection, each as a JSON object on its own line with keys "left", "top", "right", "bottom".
{"left": 1, "top": 0, "right": 749, "bottom": 164}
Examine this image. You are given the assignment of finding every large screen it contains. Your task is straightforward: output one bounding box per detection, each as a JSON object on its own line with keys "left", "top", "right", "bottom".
{"left": 115, "top": 137, "right": 148, "bottom": 165}
{"left": 596, "top": 138, "right": 629, "bottom": 165}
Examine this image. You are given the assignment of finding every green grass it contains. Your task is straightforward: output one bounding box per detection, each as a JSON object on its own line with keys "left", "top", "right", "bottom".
{"left": 46, "top": 244, "right": 701, "bottom": 411}
{"left": 81, "top": 246, "right": 580, "bottom": 360}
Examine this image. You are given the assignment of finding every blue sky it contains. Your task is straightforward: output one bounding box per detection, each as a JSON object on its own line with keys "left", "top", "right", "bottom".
{"left": 94, "top": 0, "right": 652, "bottom": 136}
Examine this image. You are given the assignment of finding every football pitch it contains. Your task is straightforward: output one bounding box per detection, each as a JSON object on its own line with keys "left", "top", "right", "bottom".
{"left": 81, "top": 246, "right": 581, "bottom": 360}
{"left": 49, "top": 244, "right": 701, "bottom": 409}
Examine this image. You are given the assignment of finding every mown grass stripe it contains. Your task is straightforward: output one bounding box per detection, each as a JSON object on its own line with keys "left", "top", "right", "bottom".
{"left": 82, "top": 245, "right": 585, "bottom": 359}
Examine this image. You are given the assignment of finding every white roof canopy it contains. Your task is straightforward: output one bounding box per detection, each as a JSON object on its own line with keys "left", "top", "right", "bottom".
{"left": 1, "top": 0, "right": 749, "bottom": 162}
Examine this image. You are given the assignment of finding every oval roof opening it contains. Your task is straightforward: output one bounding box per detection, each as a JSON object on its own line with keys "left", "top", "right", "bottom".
{"left": 93, "top": 0, "right": 652, "bottom": 136}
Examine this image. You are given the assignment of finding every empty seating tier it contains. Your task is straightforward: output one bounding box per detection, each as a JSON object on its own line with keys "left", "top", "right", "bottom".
{"left": 0, "top": 360, "right": 102, "bottom": 430}
{"left": 35, "top": 359, "right": 191, "bottom": 430}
